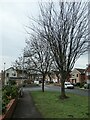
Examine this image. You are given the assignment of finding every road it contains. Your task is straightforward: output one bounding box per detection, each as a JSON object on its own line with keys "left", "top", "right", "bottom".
{"left": 45, "top": 85, "right": 90, "bottom": 96}
{"left": 23, "top": 84, "right": 90, "bottom": 97}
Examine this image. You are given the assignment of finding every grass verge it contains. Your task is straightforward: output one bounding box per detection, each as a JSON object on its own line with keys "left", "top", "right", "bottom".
{"left": 31, "top": 91, "right": 89, "bottom": 118}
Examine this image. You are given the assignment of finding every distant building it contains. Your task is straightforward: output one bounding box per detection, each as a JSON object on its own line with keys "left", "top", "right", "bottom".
{"left": 1, "top": 67, "right": 27, "bottom": 85}
{"left": 4, "top": 67, "right": 17, "bottom": 85}
{"left": 70, "top": 68, "right": 86, "bottom": 84}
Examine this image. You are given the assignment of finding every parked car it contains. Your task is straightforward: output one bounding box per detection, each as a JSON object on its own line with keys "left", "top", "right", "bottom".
{"left": 34, "top": 80, "right": 39, "bottom": 85}
{"left": 84, "top": 83, "right": 90, "bottom": 89}
{"left": 64, "top": 82, "right": 74, "bottom": 89}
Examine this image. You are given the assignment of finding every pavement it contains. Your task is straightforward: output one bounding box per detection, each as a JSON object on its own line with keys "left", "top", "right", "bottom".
{"left": 11, "top": 89, "right": 43, "bottom": 119}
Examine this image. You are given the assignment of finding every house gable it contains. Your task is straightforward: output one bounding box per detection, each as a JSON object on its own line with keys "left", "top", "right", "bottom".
{"left": 76, "top": 68, "right": 85, "bottom": 74}
{"left": 70, "top": 68, "right": 85, "bottom": 83}
{"left": 5, "top": 67, "right": 17, "bottom": 78}
{"left": 71, "top": 68, "right": 80, "bottom": 75}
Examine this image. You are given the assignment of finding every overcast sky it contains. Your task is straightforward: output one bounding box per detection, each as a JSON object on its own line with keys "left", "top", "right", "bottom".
{"left": 0, "top": 0, "right": 88, "bottom": 71}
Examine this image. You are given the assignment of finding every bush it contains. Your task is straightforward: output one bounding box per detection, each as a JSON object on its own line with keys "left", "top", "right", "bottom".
{"left": 7, "top": 80, "right": 16, "bottom": 85}
{"left": 79, "top": 82, "right": 85, "bottom": 88}
{"left": 2, "top": 91, "right": 10, "bottom": 113}
{"left": 11, "top": 86, "right": 18, "bottom": 98}
{"left": 75, "top": 82, "right": 80, "bottom": 87}
{"left": 2, "top": 85, "right": 19, "bottom": 114}
{"left": 84, "top": 84, "right": 90, "bottom": 89}
{"left": 75, "top": 82, "right": 85, "bottom": 88}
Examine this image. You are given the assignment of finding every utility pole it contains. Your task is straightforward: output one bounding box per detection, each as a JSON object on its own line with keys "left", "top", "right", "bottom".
{"left": 4, "top": 62, "right": 6, "bottom": 85}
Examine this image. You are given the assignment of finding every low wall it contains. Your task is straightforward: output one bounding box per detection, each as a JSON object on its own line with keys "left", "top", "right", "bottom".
{"left": 0, "top": 97, "right": 18, "bottom": 120}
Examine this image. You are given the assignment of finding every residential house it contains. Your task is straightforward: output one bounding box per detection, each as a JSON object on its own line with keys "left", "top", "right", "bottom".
{"left": 1, "top": 67, "right": 27, "bottom": 85}
{"left": 70, "top": 68, "right": 86, "bottom": 84}
{"left": 4, "top": 67, "right": 17, "bottom": 85}
{"left": 12, "top": 68, "right": 27, "bottom": 85}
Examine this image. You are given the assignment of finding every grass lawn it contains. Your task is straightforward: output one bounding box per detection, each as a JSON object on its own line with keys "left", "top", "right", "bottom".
{"left": 31, "top": 91, "right": 89, "bottom": 118}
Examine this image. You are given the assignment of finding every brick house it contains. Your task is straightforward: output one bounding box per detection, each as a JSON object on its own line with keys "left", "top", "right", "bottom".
{"left": 70, "top": 68, "right": 86, "bottom": 84}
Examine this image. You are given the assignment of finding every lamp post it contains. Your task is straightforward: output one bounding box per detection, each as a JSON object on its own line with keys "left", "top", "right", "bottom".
{"left": 4, "top": 62, "right": 6, "bottom": 85}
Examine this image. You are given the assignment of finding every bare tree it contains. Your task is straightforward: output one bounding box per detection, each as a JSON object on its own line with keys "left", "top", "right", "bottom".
{"left": 26, "top": 1, "right": 88, "bottom": 98}
{"left": 38, "top": 1, "right": 88, "bottom": 98}
{"left": 24, "top": 33, "right": 54, "bottom": 92}
{"left": 13, "top": 56, "right": 24, "bottom": 70}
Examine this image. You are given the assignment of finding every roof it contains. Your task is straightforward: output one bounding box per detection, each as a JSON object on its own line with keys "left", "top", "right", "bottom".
{"left": 76, "top": 68, "right": 85, "bottom": 74}
{"left": 5, "top": 67, "right": 14, "bottom": 71}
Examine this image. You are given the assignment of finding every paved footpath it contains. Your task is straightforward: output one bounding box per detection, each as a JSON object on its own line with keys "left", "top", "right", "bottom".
{"left": 12, "top": 89, "right": 42, "bottom": 118}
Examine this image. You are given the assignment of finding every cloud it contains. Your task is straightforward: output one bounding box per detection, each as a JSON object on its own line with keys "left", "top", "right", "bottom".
{"left": 0, "top": 0, "right": 88, "bottom": 71}
{"left": 0, "top": 0, "right": 40, "bottom": 71}
{"left": 0, "top": 55, "right": 17, "bottom": 70}
{"left": 0, "top": 0, "right": 88, "bottom": 3}
{"left": 74, "top": 54, "right": 88, "bottom": 69}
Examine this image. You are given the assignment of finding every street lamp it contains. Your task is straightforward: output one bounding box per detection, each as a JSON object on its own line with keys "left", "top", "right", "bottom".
{"left": 4, "top": 63, "right": 6, "bottom": 85}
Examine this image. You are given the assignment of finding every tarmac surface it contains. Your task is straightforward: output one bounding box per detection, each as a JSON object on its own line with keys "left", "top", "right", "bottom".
{"left": 12, "top": 88, "right": 43, "bottom": 118}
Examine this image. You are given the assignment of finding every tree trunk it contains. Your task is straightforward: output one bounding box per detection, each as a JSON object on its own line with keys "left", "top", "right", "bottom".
{"left": 60, "top": 80, "right": 66, "bottom": 97}
{"left": 57, "top": 76, "right": 59, "bottom": 83}
{"left": 60, "top": 75, "right": 68, "bottom": 99}
{"left": 56, "top": 74, "right": 59, "bottom": 83}
{"left": 48, "top": 73, "right": 52, "bottom": 81}
{"left": 42, "top": 74, "right": 45, "bottom": 92}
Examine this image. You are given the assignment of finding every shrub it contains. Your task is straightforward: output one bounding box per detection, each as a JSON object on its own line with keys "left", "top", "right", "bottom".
{"left": 75, "top": 82, "right": 80, "bottom": 87}
{"left": 2, "top": 85, "right": 18, "bottom": 114}
{"left": 79, "top": 82, "right": 85, "bottom": 88}
{"left": 11, "top": 86, "right": 18, "bottom": 98}
{"left": 7, "top": 80, "right": 16, "bottom": 85}
{"left": 2, "top": 88, "right": 10, "bottom": 113}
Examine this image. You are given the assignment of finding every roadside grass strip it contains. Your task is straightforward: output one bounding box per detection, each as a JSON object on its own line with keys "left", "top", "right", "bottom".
{"left": 30, "top": 91, "right": 89, "bottom": 118}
